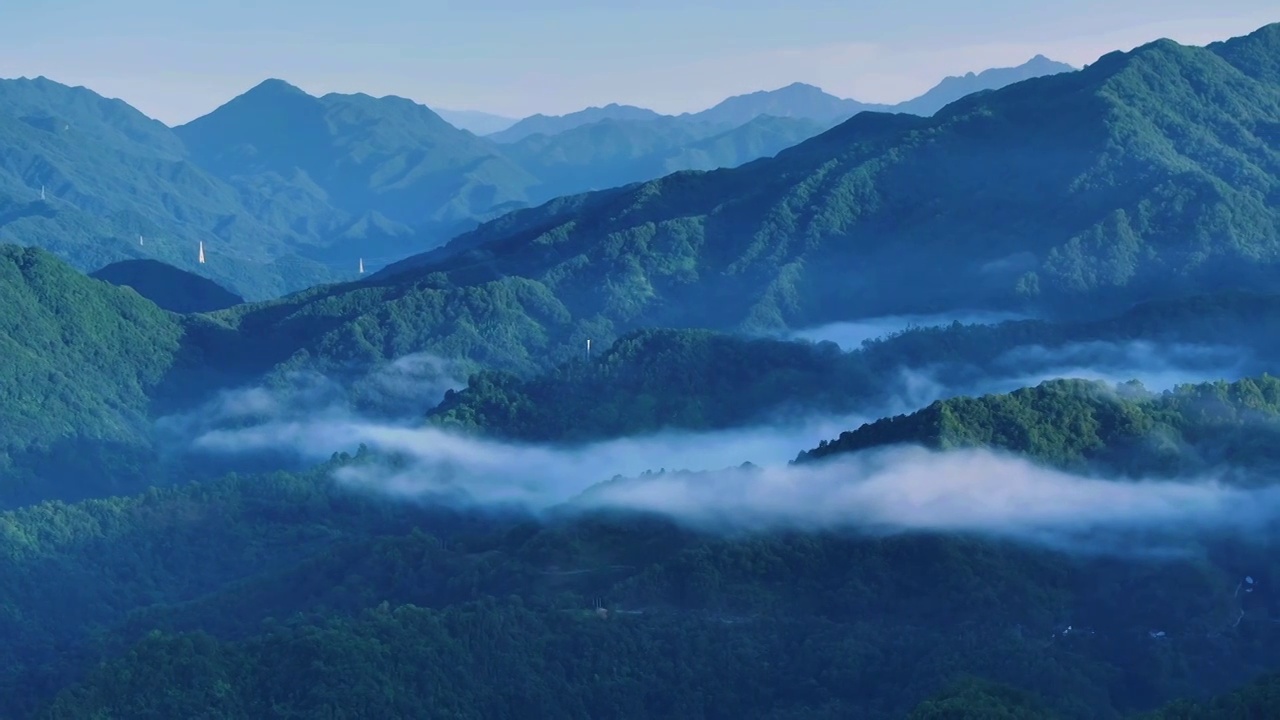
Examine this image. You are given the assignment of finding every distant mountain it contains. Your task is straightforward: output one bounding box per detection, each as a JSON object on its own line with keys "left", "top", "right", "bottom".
{"left": 684, "top": 82, "right": 889, "bottom": 126}
{"left": 174, "top": 79, "right": 542, "bottom": 235}
{"left": 503, "top": 114, "right": 828, "bottom": 199}
{"left": 0, "top": 78, "right": 853, "bottom": 300}
{"left": 491, "top": 56, "right": 1074, "bottom": 143}
{"left": 488, "top": 103, "right": 665, "bottom": 143}
{"left": 0, "top": 54, "right": 1079, "bottom": 302}
{"left": 894, "top": 55, "right": 1076, "bottom": 115}
{"left": 90, "top": 258, "right": 244, "bottom": 313}
{"left": 0, "top": 76, "right": 337, "bottom": 300}
{"left": 433, "top": 108, "right": 519, "bottom": 135}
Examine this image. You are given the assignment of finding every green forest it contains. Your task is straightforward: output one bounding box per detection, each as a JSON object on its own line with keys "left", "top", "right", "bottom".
{"left": 3, "top": 19, "right": 1280, "bottom": 720}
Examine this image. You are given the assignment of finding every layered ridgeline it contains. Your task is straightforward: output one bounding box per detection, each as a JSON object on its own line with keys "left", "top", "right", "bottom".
{"left": 372, "top": 23, "right": 1280, "bottom": 344}
{"left": 7, "top": 377, "right": 1280, "bottom": 718}
{"left": 0, "top": 56, "right": 1073, "bottom": 301}
{"left": 14, "top": 240, "right": 1280, "bottom": 507}
{"left": 489, "top": 55, "right": 1075, "bottom": 142}
{"left": 424, "top": 291, "right": 1280, "bottom": 443}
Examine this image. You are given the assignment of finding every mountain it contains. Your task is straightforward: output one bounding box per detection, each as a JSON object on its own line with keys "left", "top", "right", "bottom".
{"left": 798, "top": 375, "right": 1280, "bottom": 477}
{"left": 0, "top": 54, "right": 1077, "bottom": 301}
{"left": 0, "top": 76, "right": 338, "bottom": 300}
{"left": 173, "top": 79, "right": 543, "bottom": 243}
{"left": 503, "top": 115, "right": 828, "bottom": 199}
{"left": 90, "top": 258, "right": 244, "bottom": 313}
{"left": 491, "top": 56, "right": 1074, "bottom": 143}
{"left": 425, "top": 291, "right": 1280, "bottom": 444}
{"left": 9, "top": 23, "right": 1280, "bottom": 720}
{"left": 684, "top": 82, "right": 888, "bottom": 126}
{"left": 895, "top": 55, "right": 1076, "bottom": 115}
{"left": 487, "top": 103, "right": 666, "bottom": 143}
{"left": 433, "top": 108, "right": 520, "bottom": 135}
{"left": 369, "top": 24, "right": 1280, "bottom": 342}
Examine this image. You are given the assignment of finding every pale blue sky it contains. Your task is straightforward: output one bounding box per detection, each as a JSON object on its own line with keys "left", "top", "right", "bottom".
{"left": 0, "top": 0, "right": 1274, "bottom": 125}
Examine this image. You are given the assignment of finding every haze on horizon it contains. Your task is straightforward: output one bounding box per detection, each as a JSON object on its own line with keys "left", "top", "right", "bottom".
{"left": 0, "top": 0, "right": 1274, "bottom": 126}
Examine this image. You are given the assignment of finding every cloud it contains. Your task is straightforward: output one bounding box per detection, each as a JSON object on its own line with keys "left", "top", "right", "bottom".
{"left": 175, "top": 320, "right": 1270, "bottom": 557}
{"left": 570, "top": 446, "right": 1280, "bottom": 555}
{"left": 197, "top": 409, "right": 1280, "bottom": 557}
{"left": 155, "top": 352, "right": 468, "bottom": 452}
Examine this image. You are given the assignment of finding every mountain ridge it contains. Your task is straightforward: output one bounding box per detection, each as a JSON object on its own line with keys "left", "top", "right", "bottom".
{"left": 0, "top": 54, "right": 1080, "bottom": 301}
{"left": 368, "top": 24, "right": 1280, "bottom": 340}
{"left": 483, "top": 55, "right": 1075, "bottom": 143}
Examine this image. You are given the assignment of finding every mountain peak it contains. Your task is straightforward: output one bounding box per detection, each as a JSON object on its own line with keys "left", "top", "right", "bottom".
{"left": 243, "top": 78, "right": 309, "bottom": 98}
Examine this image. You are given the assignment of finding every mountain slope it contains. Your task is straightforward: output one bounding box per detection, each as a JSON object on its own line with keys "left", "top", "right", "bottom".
{"left": 368, "top": 24, "right": 1280, "bottom": 338}
{"left": 90, "top": 258, "right": 244, "bottom": 313}
{"left": 13, "top": 418, "right": 1280, "bottom": 719}
{"left": 0, "top": 245, "right": 185, "bottom": 503}
{"left": 798, "top": 375, "right": 1280, "bottom": 478}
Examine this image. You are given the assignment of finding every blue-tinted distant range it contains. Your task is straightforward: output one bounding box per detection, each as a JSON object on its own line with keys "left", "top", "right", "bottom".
{"left": 0, "top": 51, "right": 1076, "bottom": 301}
{"left": 0, "top": 0, "right": 1272, "bottom": 124}
{"left": 0, "top": 0, "right": 1272, "bottom": 301}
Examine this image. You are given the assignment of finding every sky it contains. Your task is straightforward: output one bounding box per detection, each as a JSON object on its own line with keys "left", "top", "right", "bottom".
{"left": 0, "top": 0, "right": 1274, "bottom": 125}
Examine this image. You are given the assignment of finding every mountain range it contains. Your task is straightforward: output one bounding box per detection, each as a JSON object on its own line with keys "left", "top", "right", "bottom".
{"left": 5, "top": 21, "right": 1280, "bottom": 719}
{"left": 488, "top": 55, "right": 1075, "bottom": 142}
{"left": 0, "top": 55, "right": 1071, "bottom": 300}
{"left": 342, "top": 25, "right": 1278, "bottom": 357}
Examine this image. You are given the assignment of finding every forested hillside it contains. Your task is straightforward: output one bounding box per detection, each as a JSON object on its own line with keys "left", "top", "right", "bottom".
{"left": 425, "top": 291, "right": 1280, "bottom": 443}
{"left": 799, "top": 375, "right": 1280, "bottom": 479}
{"left": 8, "top": 377, "right": 1280, "bottom": 718}
{"left": 0, "top": 246, "right": 184, "bottom": 505}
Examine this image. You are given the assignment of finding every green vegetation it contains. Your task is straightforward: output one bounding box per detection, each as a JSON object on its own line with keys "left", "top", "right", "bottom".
{"left": 798, "top": 375, "right": 1280, "bottom": 479}
{"left": 8, "top": 374, "right": 1280, "bottom": 718}
{"left": 0, "top": 76, "right": 824, "bottom": 302}
{"left": 376, "top": 24, "right": 1280, "bottom": 332}
{"left": 0, "top": 76, "right": 338, "bottom": 299}
{"left": 0, "top": 246, "right": 184, "bottom": 505}
{"left": 1140, "top": 672, "right": 1280, "bottom": 718}
{"left": 427, "top": 291, "right": 1280, "bottom": 443}
{"left": 0, "top": 44, "right": 1104, "bottom": 303}
{"left": 14, "top": 239, "right": 1280, "bottom": 506}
